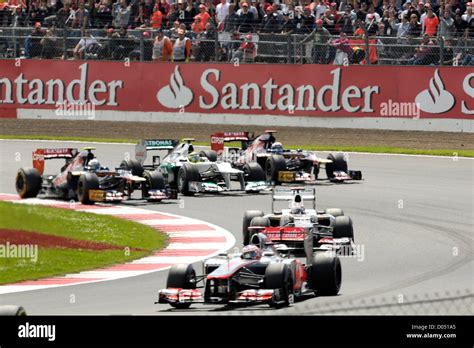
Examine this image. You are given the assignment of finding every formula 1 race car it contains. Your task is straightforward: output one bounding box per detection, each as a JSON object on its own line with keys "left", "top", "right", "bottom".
{"left": 156, "top": 232, "right": 342, "bottom": 309}
{"left": 133, "top": 138, "right": 270, "bottom": 196}
{"left": 210, "top": 130, "right": 362, "bottom": 184}
{"left": 242, "top": 187, "right": 354, "bottom": 255}
{"left": 15, "top": 147, "right": 174, "bottom": 204}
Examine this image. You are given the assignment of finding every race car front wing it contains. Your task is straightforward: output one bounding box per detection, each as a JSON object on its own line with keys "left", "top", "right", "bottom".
{"left": 157, "top": 288, "right": 286, "bottom": 306}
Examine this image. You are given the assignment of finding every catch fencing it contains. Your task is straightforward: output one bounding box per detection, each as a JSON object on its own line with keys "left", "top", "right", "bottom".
{"left": 1, "top": 27, "right": 472, "bottom": 66}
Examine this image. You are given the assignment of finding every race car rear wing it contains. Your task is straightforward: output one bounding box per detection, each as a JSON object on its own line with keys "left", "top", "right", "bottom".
{"left": 272, "top": 187, "right": 316, "bottom": 211}
{"left": 33, "top": 148, "right": 78, "bottom": 175}
{"left": 210, "top": 132, "right": 254, "bottom": 154}
{"left": 135, "top": 139, "right": 179, "bottom": 165}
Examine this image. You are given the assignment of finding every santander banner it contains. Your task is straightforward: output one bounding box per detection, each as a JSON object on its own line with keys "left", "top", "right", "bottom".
{"left": 0, "top": 60, "right": 472, "bottom": 119}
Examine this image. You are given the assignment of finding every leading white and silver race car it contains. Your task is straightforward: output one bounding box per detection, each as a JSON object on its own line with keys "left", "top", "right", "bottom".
{"left": 133, "top": 138, "right": 271, "bottom": 196}
{"left": 242, "top": 187, "right": 355, "bottom": 255}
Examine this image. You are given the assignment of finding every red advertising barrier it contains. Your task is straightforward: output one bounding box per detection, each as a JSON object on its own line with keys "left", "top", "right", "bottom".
{"left": 0, "top": 60, "right": 472, "bottom": 119}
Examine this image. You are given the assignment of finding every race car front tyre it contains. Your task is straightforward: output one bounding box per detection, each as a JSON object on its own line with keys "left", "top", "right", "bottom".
{"left": 0, "top": 305, "right": 27, "bottom": 316}
{"left": 177, "top": 164, "right": 200, "bottom": 196}
{"left": 325, "top": 208, "right": 344, "bottom": 217}
{"left": 242, "top": 210, "right": 264, "bottom": 245}
{"left": 325, "top": 153, "right": 348, "bottom": 179}
{"left": 310, "top": 252, "right": 342, "bottom": 296}
{"left": 77, "top": 173, "right": 99, "bottom": 205}
{"left": 199, "top": 149, "right": 218, "bottom": 162}
{"left": 15, "top": 168, "right": 42, "bottom": 199}
{"left": 265, "top": 263, "right": 293, "bottom": 308}
{"left": 166, "top": 264, "right": 196, "bottom": 309}
{"left": 244, "top": 162, "right": 266, "bottom": 182}
{"left": 333, "top": 216, "right": 354, "bottom": 241}
{"left": 143, "top": 171, "right": 165, "bottom": 199}
{"left": 120, "top": 159, "right": 144, "bottom": 177}
{"left": 265, "top": 155, "right": 287, "bottom": 183}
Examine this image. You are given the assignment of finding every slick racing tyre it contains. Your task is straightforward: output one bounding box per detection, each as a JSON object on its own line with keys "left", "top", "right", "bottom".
{"left": 166, "top": 264, "right": 196, "bottom": 309}
{"left": 77, "top": 172, "right": 99, "bottom": 205}
{"left": 143, "top": 171, "right": 165, "bottom": 199}
{"left": 0, "top": 305, "right": 27, "bottom": 316}
{"left": 16, "top": 168, "right": 42, "bottom": 199}
{"left": 244, "top": 162, "right": 266, "bottom": 182}
{"left": 333, "top": 216, "right": 354, "bottom": 241}
{"left": 325, "top": 153, "right": 348, "bottom": 180}
{"left": 177, "top": 164, "right": 200, "bottom": 196}
{"left": 199, "top": 150, "right": 218, "bottom": 162}
{"left": 120, "top": 159, "right": 144, "bottom": 177}
{"left": 242, "top": 210, "right": 264, "bottom": 245}
{"left": 265, "top": 263, "right": 294, "bottom": 308}
{"left": 265, "top": 155, "right": 287, "bottom": 183}
{"left": 310, "top": 252, "right": 342, "bottom": 296}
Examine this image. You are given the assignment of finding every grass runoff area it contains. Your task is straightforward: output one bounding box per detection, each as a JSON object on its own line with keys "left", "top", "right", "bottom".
{"left": 0, "top": 201, "right": 167, "bottom": 284}
{"left": 1, "top": 134, "right": 473, "bottom": 158}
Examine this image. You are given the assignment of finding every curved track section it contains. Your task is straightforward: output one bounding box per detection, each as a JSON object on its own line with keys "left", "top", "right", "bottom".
{"left": 0, "top": 194, "right": 234, "bottom": 295}
{"left": 0, "top": 140, "right": 472, "bottom": 315}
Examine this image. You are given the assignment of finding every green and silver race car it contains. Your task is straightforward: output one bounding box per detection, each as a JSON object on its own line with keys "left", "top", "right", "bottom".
{"left": 127, "top": 138, "right": 271, "bottom": 196}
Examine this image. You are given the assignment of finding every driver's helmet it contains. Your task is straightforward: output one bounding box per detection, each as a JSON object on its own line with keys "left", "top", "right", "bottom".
{"left": 88, "top": 158, "right": 101, "bottom": 171}
{"left": 188, "top": 152, "right": 202, "bottom": 163}
{"left": 290, "top": 194, "right": 305, "bottom": 215}
{"left": 241, "top": 245, "right": 262, "bottom": 260}
{"left": 271, "top": 142, "right": 283, "bottom": 154}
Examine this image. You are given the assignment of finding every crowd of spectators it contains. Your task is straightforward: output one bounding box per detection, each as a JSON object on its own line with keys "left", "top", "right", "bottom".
{"left": 0, "top": 0, "right": 472, "bottom": 64}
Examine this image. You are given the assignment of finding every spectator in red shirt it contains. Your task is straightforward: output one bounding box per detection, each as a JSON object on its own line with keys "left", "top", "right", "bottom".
{"left": 151, "top": 4, "right": 163, "bottom": 29}
{"left": 423, "top": 5, "right": 439, "bottom": 37}
{"left": 239, "top": 33, "right": 256, "bottom": 62}
{"left": 192, "top": 15, "right": 205, "bottom": 33}
{"left": 197, "top": 4, "right": 210, "bottom": 26}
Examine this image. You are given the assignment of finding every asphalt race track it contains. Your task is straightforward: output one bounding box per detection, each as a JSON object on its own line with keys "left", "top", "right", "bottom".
{"left": 0, "top": 140, "right": 472, "bottom": 315}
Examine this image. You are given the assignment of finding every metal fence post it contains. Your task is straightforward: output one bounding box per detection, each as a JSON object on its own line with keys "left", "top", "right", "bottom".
{"left": 286, "top": 34, "right": 291, "bottom": 64}
{"left": 364, "top": 32, "right": 370, "bottom": 64}
{"left": 12, "top": 27, "right": 17, "bottom": 58}
{"left": 214, "top": 32, "right": 219, "bottom": 62}
{"left": 439, "top": 37, "right": 444, "bottom": 65}
{"left": 139, "top": 34, "right": 144, "bottom": 62}
{"left": 63, "top": 27, "right": 67, "bottom": 59}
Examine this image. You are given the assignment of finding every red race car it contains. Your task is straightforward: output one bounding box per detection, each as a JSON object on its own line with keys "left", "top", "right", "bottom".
{"left": 210, "top": 130, "right": 362, "bottom": 184}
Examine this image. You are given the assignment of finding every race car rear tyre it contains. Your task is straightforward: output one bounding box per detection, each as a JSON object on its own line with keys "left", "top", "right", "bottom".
{"left": 244, "top": 162, "right": 266, "bottom": 182}
{"left": 199, "top": 150, "right": 218, "bottom": 162}
{"left": 166, "top": 264, "right": 196, "bottom": 309}
{"left": 77, "top": 173, "right": 100, "bottom": 205}
{"left": 265, "top": 155, "right": 287, "bottom": 183}
{"left": 143, "top": 171, "right": 165, "bottom": 199}
{"left": 0, "top": 305, "right": 27, "bottom": 316}
{"left": 325, "top": 208, "right": 344, "bottom": 217}
{"left": 265, "top": 263, "right": 293, "bottom": 308}
{"left": 120, "top": 159, "right": 144, "bottom": 177}
{"left": 325, "top": 153, "right": 348, "bottom": 179}
{"left": 15, "top": 168, "right": 42, "bottom": 199}
{"left": 310, "top": 252, "right": 342, "bottom": 296}
{"left": 242, "top": 210, "right": 264, "bottom": 245}
{"left": 177, "top": 164, "right": 200, "bottom": 196}
{"left": 333, "top": 216, "right": 354, "bottom": 241}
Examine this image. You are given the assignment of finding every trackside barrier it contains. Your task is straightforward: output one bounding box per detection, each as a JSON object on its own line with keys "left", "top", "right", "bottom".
{"left": 0, "top": 60, "right": 472, "bottom": 132}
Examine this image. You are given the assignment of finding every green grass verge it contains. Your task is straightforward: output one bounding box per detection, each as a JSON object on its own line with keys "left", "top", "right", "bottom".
{"left": 1, "top": 134, "right": 473, "bottom": 157}
{"left": 0, "top": 201, "right": 167, "bottom": 284}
